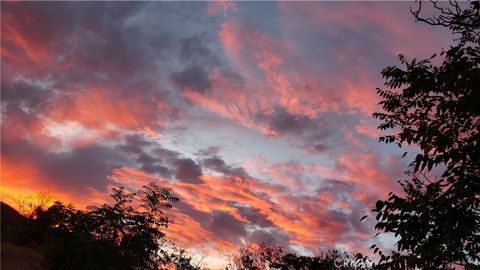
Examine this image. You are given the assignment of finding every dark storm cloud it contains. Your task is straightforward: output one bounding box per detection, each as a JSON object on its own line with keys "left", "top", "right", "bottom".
{"left": 207, "top": 210, "right": 247, "bottom": 244}
{"left": 248, "top": 228, "right": 290, "bottom": 249}
{"left": 176, "top": 201, "right": 213, "bottom": 225}
{"left": 256, "top": 107, "right": 335, "bottom": 154}
{"left": 117, "top": 134, "right": 151, "bottom": 154}
{"left": 171, "top": 65, "right": 211, "bottom": 93}
{"left": 174, "top": 158, "right": 203, "bottom": 183}
{"left": 201, "top": 157, "right": 249, "bottom": 178}
{"left": 234, "top": 204, "right": 274, "bottom": 228}
{"left": 267, "top": 107, "right": 318, "bottom": 135}
{"left": 176, "top": 201, "right": 248, "bottom": 244}
{"left": 1, "top": 80, "right": 48, "bottom": 109}
{"left": 137, "top": 153, "right": 172, "bottom": 178}
{"left": 151, "top": 147, "right": 182, "bottom": 163}
{"left": 44, "top": 146, "right": 127, "bottom": 192}
{"left": 2, "top": 138, "right": 129, "bottom": 192}
{"left": 171, "top": 35, "right": 222, "bottom": 93}
{"left": 1, "top": 81, "right": 54, "bottom": 144}
{"left": 180, "top": 36, "right": 220, "bottom": 66}
{"left": 116, "top": 134, "right": 204, "bottom": 182}
{"left": 1, "top": 93, "right": 48, "bottom": 143}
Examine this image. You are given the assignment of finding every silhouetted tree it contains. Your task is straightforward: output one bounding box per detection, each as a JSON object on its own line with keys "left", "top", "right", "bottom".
{"left": 157, "top": 242, "right": 204, "bottom": 270}
{"left": 371, "top": 1, "right": 480, "bottom": 269}
{"left": 225, "top": 241, "right": 371, "bottom": 270}
{"left": 85, "top": 185, "right": 177, "bottom": 269}
{"left": 12, "top": 190, "right": 53, "bottom": 219}
{"left": 226, "top": 242, "right": 284, "bottom": 270}
{"left": 29, "top": 182, "right": 202, "bottom": 270}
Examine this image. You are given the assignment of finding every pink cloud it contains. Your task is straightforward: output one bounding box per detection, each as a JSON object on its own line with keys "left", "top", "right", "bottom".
{"left": 106, "top": 166, "right": 373, "bottom": 258}
{"left": 355, "top": 118, "right": 381, "bottom": 139}
{"left": 277, "top": 2, "right": 452, "bottom": 59}
{"left": 186, "top": 9, "right": 396, "bottom": 143}
{"left": 1, "top": 8, "right": 55, "bottom": 77}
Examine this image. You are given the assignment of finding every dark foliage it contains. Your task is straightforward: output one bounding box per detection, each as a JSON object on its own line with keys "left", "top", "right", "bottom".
{"left": 372, "top": 1, "right": 480, "bottom": 269}
{"left": 1, "top": 202, "right": 29, "bottom": 244}
{"left": 157, "top": 242, "right": 203, "bottom": 270}
{"left": 225, "top": 242, "right": 371, "bottom": 270}
{"left": 15, "top": 182, "right": 201, "bottom": 270}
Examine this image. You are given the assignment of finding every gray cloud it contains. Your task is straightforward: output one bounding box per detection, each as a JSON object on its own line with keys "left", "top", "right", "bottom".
{"left": 201, "top": 157, "right": 249, "bottom": 178}
{"left": 207, "top": 210, "right": 247, "bottom": 244}
{"left": 1, "top": 138, "right": 129, "bottom": 192}
{"left": 171, "top": 65, "right": 211, "bottom": 93}
{"left": 174, "top": 158, "right": 203, "bottom": 183}
{"left": 248, "top": 228, "right": 291, "bottom": 250}
{"left": 234, "top": 204, "right": 274, "bottom": 228}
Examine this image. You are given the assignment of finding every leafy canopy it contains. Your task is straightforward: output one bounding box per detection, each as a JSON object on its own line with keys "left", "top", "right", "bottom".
{"left": 225, "top": 241, "right": 371, "bottom": 270}
{"left": 33, "top": 182, "right": 200, "bottom": 270}
{"left": 371, "top": 1, "right": 480, "bottom": 269}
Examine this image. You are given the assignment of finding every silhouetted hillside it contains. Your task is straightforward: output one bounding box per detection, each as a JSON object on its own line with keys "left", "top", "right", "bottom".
{"left": 1, "top": 202, "right": 28, "bottom": 242}
{"left": 1, "top": 202, "right": 45, "bottom": 270}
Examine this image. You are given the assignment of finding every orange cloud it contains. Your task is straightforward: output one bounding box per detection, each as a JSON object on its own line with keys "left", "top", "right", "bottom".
{"left": 44, "top": 85, "right": 170, "bottom": 144}
{"left": 107, "top": 166, "right": 372, "bottom": 258}
{"left": 192, "top": 20, "right": 327, "bottom": 135}
{"left": 0, "top": 159, "right": 88, "bottom": 210}
{"left": 187, "top": 15, "right": 383, "bottom": 142}
{"left": 1, "top": 6, "right": 55, "bottom": 77}
{"left": 183, "top": 86, "right": 276, "bottom": 136}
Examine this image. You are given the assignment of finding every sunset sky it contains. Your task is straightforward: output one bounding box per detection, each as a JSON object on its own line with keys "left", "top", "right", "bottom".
{"left": 1, "top": 1, "right": 454, "bottom": 268}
